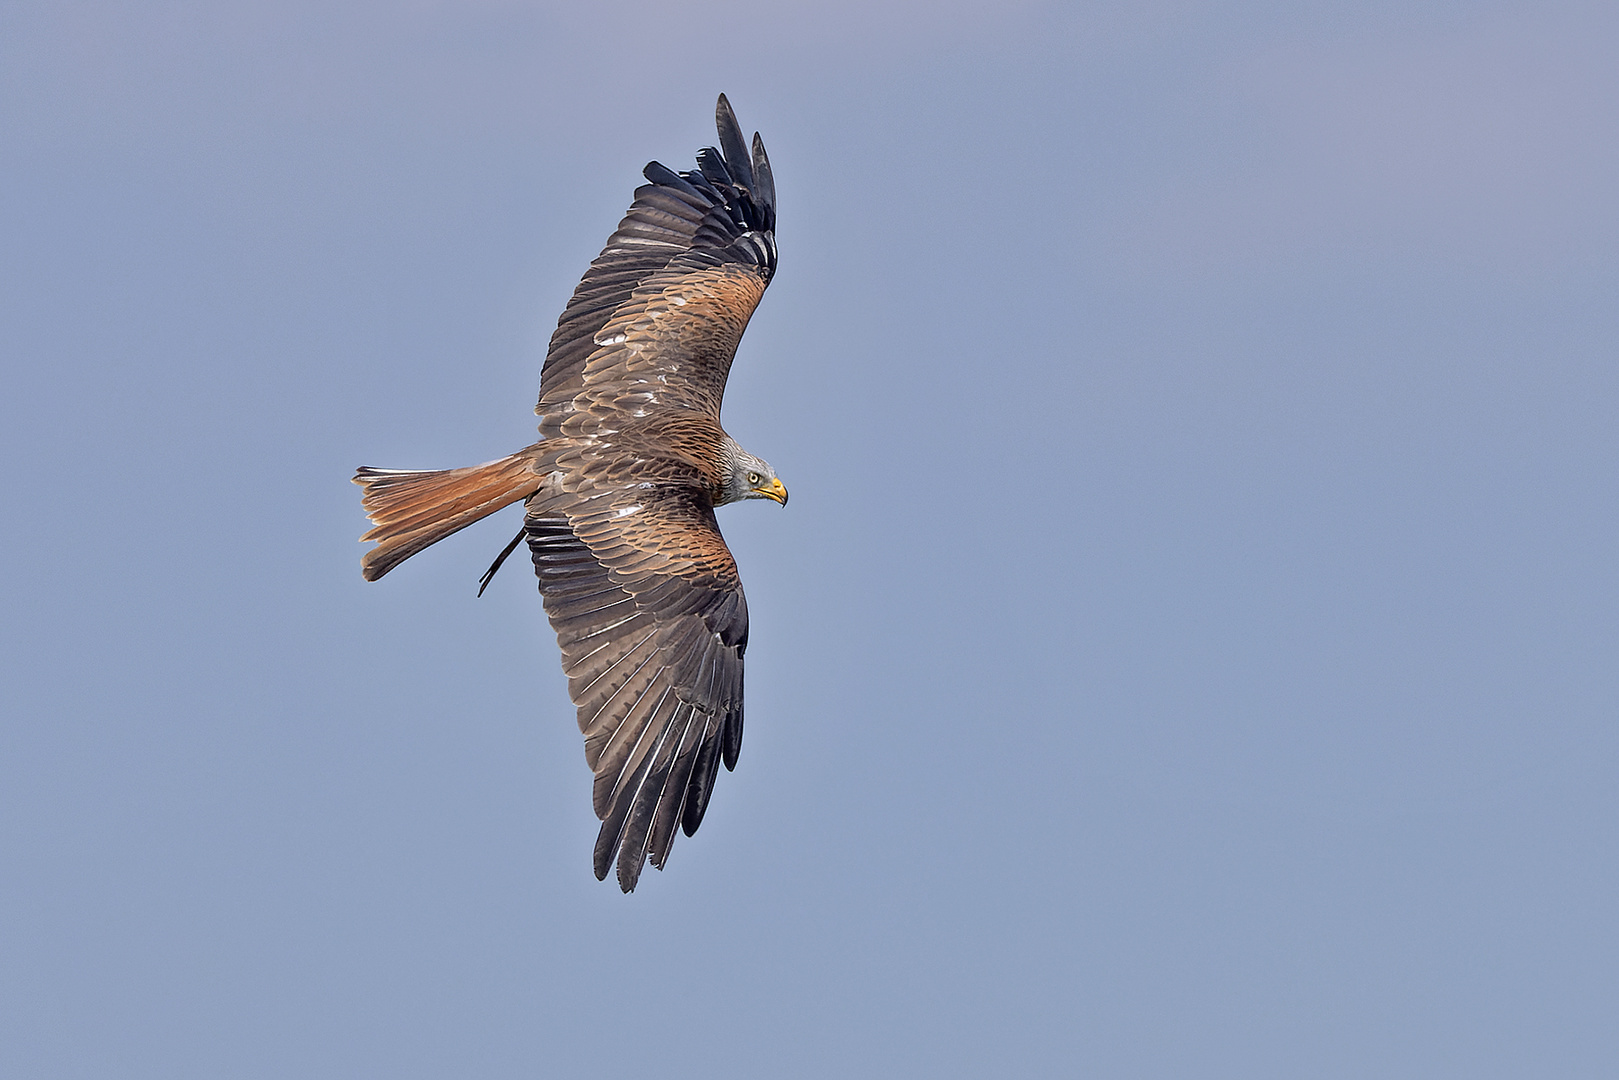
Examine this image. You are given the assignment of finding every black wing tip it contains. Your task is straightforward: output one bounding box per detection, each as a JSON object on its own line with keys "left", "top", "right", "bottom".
{"left": 694, "top": 145, "right": 734, "bottom": 188}
{"left": 643, "top": 97, "right": 774, "bottom": 225}
{"left": 616, "top": 849, "right": 645, "bottom": 892}
{"left": 714, "top": 94, "right": 772, "bottom": 212}
{"left": 721, "top": 708, "right": 743, "bottom": 771}
{"left": 751, "top": 132, "right": 775, "bottom": 210}
{"left": 715, "top": 94, "right": 745, "bottom": 168}
{"left": 643, "top": 159, "right": 701, "bottom": 198}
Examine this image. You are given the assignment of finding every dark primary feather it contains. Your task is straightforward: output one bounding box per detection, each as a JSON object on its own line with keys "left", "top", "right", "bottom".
{"left": 751, "top": 133, "right": 775, "bottom": 210}
{"left": 715, "top": 93, "right": 756, "bottom": 195}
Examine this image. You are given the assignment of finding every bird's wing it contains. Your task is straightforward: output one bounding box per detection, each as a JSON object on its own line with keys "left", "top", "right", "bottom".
{"left": 538, "top": 94, "right": 777, "bottom": 431}
{"left": 527, "top": 481, "right": 747, "bottom": 892}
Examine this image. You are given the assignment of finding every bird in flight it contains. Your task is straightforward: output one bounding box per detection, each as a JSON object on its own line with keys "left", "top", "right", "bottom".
{"left": 354, "top": 95, "right": 785, "bottom": 892}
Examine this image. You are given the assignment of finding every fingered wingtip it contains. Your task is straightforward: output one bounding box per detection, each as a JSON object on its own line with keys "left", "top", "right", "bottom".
{"left": 713, "top": 93, "right": 755, "bottom": 193}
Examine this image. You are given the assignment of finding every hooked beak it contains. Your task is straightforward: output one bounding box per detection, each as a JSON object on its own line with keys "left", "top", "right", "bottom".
{"left": 758, "top": 477, "right": 789, "bottom": 506}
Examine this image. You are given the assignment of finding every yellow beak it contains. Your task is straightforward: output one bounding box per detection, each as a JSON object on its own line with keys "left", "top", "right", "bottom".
{"left": 757, "top": 477, "right": 789, "bottom": 506}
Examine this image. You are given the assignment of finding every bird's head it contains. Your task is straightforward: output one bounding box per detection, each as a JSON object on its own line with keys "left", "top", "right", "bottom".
{"left": 719, "top": 442, "right": 788, "bottom": 507}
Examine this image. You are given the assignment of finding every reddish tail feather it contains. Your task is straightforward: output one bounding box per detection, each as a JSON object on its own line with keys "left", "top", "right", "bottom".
{"left": 353, "top": 450, "right": 542, "bottom": 581}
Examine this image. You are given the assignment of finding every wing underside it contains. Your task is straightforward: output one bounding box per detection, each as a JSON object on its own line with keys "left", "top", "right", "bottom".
{"left": 526, "top": 491, "right": 746, "bottom": 892}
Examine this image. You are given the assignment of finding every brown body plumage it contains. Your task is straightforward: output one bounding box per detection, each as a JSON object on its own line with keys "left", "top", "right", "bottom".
{"left": 353, "top": 96, "right": 785, "bottom": 891}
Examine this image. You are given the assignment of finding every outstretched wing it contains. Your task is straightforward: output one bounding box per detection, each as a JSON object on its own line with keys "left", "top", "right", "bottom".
{"left": 538, "top": 94, "right": 777, "bottom": 433}
{"left": 527, "top": 483, "right": 747, "bottom": 892}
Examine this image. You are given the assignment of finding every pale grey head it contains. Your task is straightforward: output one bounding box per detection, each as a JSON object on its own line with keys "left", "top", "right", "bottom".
{"left": 717, "top": 437, "right": 788, "bottom": 507}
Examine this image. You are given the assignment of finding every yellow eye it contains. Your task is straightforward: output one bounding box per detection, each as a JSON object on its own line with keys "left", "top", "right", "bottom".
{"left": 747, "top": 472, "right": 761, "bottom": 485}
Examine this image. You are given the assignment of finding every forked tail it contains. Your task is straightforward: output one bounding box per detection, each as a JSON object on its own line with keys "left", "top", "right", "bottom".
{"left": 353, "top": 450, "right": 543, "bottom": 581}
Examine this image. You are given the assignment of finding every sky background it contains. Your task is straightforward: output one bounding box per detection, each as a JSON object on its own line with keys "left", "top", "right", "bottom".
{"left": 3, "top": 2, "right": 1616, "bottom": 1076}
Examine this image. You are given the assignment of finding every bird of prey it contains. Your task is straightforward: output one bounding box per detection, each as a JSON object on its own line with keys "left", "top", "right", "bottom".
{"left": 353, "top": 96, "right": 785, "bottom": 892}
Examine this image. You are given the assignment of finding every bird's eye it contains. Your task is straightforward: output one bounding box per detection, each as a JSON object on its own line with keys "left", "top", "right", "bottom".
{"left": 747, "top": 472, "right": 761, "bottom": 486}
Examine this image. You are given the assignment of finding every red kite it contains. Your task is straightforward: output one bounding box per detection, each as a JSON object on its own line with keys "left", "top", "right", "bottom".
{"left": 354, "top": 96, "right": 784, "bottom": 891}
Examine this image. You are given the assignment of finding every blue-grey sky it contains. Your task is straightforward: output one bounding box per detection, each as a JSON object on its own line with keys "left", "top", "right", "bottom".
{"left": 3, "top": 2, "right": 1616, "bottom": 1076}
